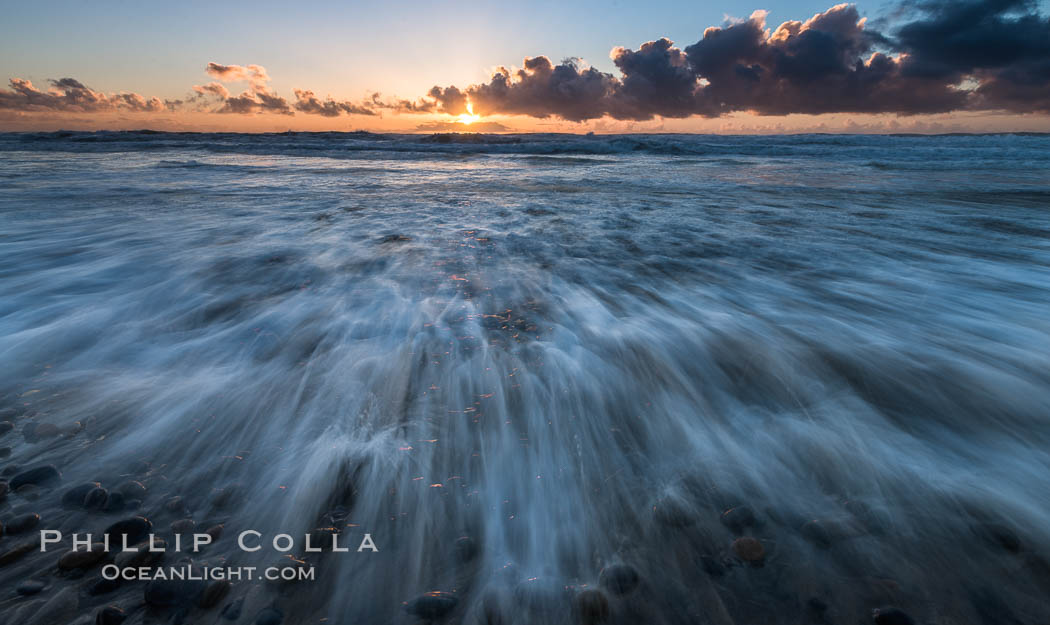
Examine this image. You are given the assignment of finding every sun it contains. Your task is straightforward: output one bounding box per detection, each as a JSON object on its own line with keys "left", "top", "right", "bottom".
{"left": 456, "top": 102, "right": 480, "bottom": 125}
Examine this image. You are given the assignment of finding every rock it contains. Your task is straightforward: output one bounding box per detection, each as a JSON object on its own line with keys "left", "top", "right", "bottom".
{"left": 105, "top": 516, "right": 152, "bottom": 547}
{"left": 0, "top": 447, "right": 9, "bottom": 459}
{"left": 974, "top": 522, "right": 1022, "bottom": 553}
{"left": 117, "top": 481, "right": 147, "bottom": 499}
{"left": 721, "top": 505, "right": 757, "bottom": 534}
{"left": 873, "top": 607, "right": 916, "bottom": 625}
{"left": 25, "top": 586, "right": 78, "bottom": 625}
{"left": 17, "top": 579, "right": 47, "bottom": 595}
{"left": 802, "top": 520, "right": 834, "bottom": 548}
{"left": 171, "top": 519, "right": 196, "bottom": 534}
{"left": 2, "top": 464, "right": 19, "bottom": 476}
{"left": 405, "top": 591, "right": 458, "bottom": 619}
{"left": 103, "top": 491, "right": 126, "bottom": 512}
{"left": 455, "top": 536, "right": 478, "bottom": 563}
{"left": 0, "top": 542, "right": 37, "bottom": 566}
{"left": 0, "top": 480, "right": 7, "bottom": 499}
{"left": 114, "top": 539, "right": 165, "bottom": 568}
{"left": 129, "top": 460, "right": 151, "bottom": 474}
{"left": 700, "top": 555, "right": 727, "bottom": 577}
{"left": 206, "top": 524, "right": 224, "bottom": 540}
{"left": 95, "top": 605, "right": 126, "bottom": 625}
{"left": 256, "top": 607, "right": 283, "bottom": 625}
{"left": 164, "top": 496, "right": 185, "bottom": 513}
{"left": 11, "top": 465, "right": 61, "bottom": 489}
{"left": 62, "top": 483, "right": 102, "bottom": 507}
{"left": 6, "top": 512, "right": 41, "bottom": 533}
{"left": 0, "top": 421, "right": 13, "bottom": 436}
{"left": 16, "top": 484, "right": 40, "bottom": 499}
{"left": 84, "top": 487, "right": 109, "bottom": 510}
{"left": 575, "top": 589, "right": 610, "bottom": 625}
{"left": 732, "top": 537, "right": 765, "bottom": 563}
{"left": 143, "top": 578, "right": 204, "bottom": 607}
{"left": 59, "top": 543, "right": 108, "bottom": 569}
{"left": 199, "top": 580, "right": 231, "bottom": 608}
{"left": 29, "top": 423, "right": 61, "bottom": 441}
{"left": 221, "top": 598, "right": 244, "bottom": 620}
{"left": 652, "top": 496, "right": 696, "bottom": 528}
{"left": 210, "top": 485, "right": 243, "bottom": 509}
{"left": 599, "top": 564, "right": 640, "bottom": 596}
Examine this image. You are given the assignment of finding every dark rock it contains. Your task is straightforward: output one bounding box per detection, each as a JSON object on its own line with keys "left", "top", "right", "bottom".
{"left": 732, "top": 537, "right": 766, "bottom": 564}
{"left": 87, "top": 575, "right": 122, "bottom": 595}
{"left": 105, "top": 516, "right": 152, "bottom": 547}
{"left": 117, "top": 481, "right": 147, "bottom": 499}
{"left": 405, "top": 591, "right": 458, "bottom": 619}
{"left": 17, "top": 579, "right": 47, "bottom": 595}
{"left": 379, "top": 234, "right": 412, "bottom": 243}
{"left": 0, "top": 421, "right": 13, "bottom": 436}
{"left": 164, "top": 496, "right": 185, "bottom": 514}
{"left": 721, "top": 505, "right": 757, "bottom": 533}
{"left": 6, "top": 512, "right": 41, "bottom": 533}
{"left": 0, "top": 480, "right": 7, "bottom": 499}
{"left": 128, "top": 460, "right": 151, "bottom": 475}
{"left": 206, "top": 524, "right": 224, "bottom": 540}
{"left": 171, "top": 519, "right": 196, "bottom": 534}
{"left": 114, "top": 539, "right": 165, "bottom": 568}
{"left": 199, "top": 580, "right": 231, "bottom": 608}
{"left": 575, "top": 589, "right": 610, "bottom": 625}
{"left": 59, "top": 543, "right": 108, "bottom": 569}
{"left": 62, "top": 483, "right": 102, "bottom": 507}
{"left": 454, "top": 536, "right": 478, "bottom": 563}
{"left": 872, "top": 607, "right": 916, "bottom": 625}
{"left": 16, "top": 483, "right": 40, "bottom": 499}
{"left": 125, "top": 498, "right": 142, "bottom": 510}
{"left": 221, "top": 598, "right": 244, "bottom": 620}
{"left": 0, "top": 542, "right": 37, "bottom": 566}
{"left": 974, "top": 523, "right": 1022, "bottom": 553}
{"left": 143, "top": 578, "right": 204, "bottom": 607}
{"left": 0, "top": 447, "right": 9, "bottom": 459}
{"left": 11, "top": 464, "right": 61, "bottom": 489}
{"left": 2, "top": 464, "right": 18, "bottom": 476}
{"left": 256, "top": 607, "right": 283, "bottom": 625}
{"left": 84, "top": 487, "right": 109, "bottom": 510}
{"left": 103, "top": 491, "right": 126, "bottom": 512}
{"left": 652, "top": 496, "right": 696, "bottom": 528}
{"left": 210, "top": 485, "right": 243, "bottom": 509}
{"left": 802, "top": 520, "right": 833, "bottom": 548}
{"left": 96, "top": 605, "right": 126, "bottom": 625}
{"left": 28, "top": 423, "right": 60, "bottom": 441}
{"left": 599, "top": 564, "right": 640, "bottom": 596}
{"left": 700, "top": 555, "right": 727, "bottom": 576}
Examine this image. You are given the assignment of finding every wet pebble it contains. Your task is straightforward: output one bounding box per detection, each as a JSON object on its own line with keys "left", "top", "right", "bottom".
{"left": 103, "top": 491, "right": 126, "bottom": 512}
{"left": 11, "top": 464, "right": 61, "bottom": 489}
{"left": 84, "top": 487, "right": 109, "bottom": 510}
{"left": 164, "top": 496, "right": 185, "bottom": 514}
{"left": 0, "top": 541, "right": 37, "bottom": 566}
{"left": 199, "top": 580, "right": 231, "bottom": 608}
{"left": 105, "top": 516, "right": 152, "bottom": 547}
{"left": 0, "top": 480, "right": 7, "bottom": 499}
{"left": 17, "top": 579, "right": 47, "bottom": 595}
{"left": 6, "top": 512, "right": 41, "bottom": 533}
{"left": 652, "top": 496, "right": 696, "bottom": 528}
{"left": 873, "top": 607, "right": 916, "bottom": 625}
{"left": 16, "top": 483, "right": 40, "bottom": 499}
{"left": 87, "top": 575, "right": 122, "bottom": 595}
{"left": 732, "top": 537, "right": 766, "bottom": 564}
{"left": 62, "top": 483, "right": 102, "bottom": 507}
{"left": 405, "top": 591, "right": 458, "bottom": 619}
{"left": 59, "top": 543, "right": 108, "bottom": 569}
{"left": 454, "top": 536, "right": 478, "bottom": 563}
{"left": 221, "top": 598, "right": 244, "bottom": 620}
{"left": 256, "top": 607, "right": 283, "bottom": 625}
{"left": 575, "top": 589, "right": 610, "bottom": 625}
{"left": 95, "top": 605, "right": 126, "bottom": 625}
{"left": 974, "top": 522, "right": 1021, "bottom": 553}
{"left": 0, "top": 421, "right": 13, "bottom": 436}
{"left": 171, "top": 519, "right": 196, "bottom": 534}
{"left": 599, "top": 564, "right": 640, "bottom": 596}
{"left": 26, "top": 422, "right": 60, "bottom": 442}
{"left": 117, "top": 481, "right": 147, "bottom": 499}
{"left": 0, "top": 447, "right": 9, "bottom": 459}
{"left": 114, "top": 539, "right": 165, "bottom": 568}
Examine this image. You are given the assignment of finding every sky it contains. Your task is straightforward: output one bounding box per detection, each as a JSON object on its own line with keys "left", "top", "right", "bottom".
{"left": 1, "top": 0, "right": 1049, "bottom": 133}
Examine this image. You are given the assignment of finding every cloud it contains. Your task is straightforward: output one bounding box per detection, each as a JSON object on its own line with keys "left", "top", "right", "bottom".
{"left": 424, "top": 0, "right": 1050, "bottom": 120}
{"left": 0, "top": 77, "right": 169, "bottom": 113}
{"left": 292, "top": 89, "right": 376, "bottom": 116}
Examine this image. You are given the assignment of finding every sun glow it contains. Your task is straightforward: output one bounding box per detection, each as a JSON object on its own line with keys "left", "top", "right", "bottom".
{"left": 456, "top": 102, "right": 480, "bottom": 125}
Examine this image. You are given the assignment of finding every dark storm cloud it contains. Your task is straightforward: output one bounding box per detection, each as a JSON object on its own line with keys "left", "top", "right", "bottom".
{"left": 0, "top": 77, "right": 167, "bottom": 113}
{"left": 423, "top": 0, "right": 1050, "bottom": 120}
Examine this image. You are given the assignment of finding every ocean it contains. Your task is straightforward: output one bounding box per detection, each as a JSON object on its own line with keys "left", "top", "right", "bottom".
{"left": 1, "top": 131, "right": 1050, "bottom": 624}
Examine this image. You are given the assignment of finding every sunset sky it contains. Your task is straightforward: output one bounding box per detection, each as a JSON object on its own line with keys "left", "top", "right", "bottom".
{"left": 2, "top": 0, "right": 1049, "bottom": 133}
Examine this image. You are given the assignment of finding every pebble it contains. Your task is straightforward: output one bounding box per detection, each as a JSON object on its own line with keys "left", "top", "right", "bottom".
{"left": 164, "top": 496, "right": 185, "bottom": 514}
{"left": 721, "top": 505, "right": 757, "bottom": 533}
{"left": 29, "top": 422, "right": 61, "bottom": 441}
{"left": 0, "top": 421, "right": 13, "bottom": 436}
{"left": 0, "top": 447, "right": 9, "bottom": 458}
{"left": 17, "top": 579, "right": 47, "bottom": 595}
{"left": 0, "top": 541, "right": 37, "bottom": 566}
{"left": 87, "top": 576, "right": 121, "bottom": 595}
{"left": 103, "top": 491, "right": 126, "bottom": 512}
{"left": 117, "top": 481, "right": 147, "bottom": 499}
{"left": 62, "top": 483, "right": 102, "bottom": 507}
{"left": 599, "top": 564, "right": 640, "bottom": 596}
{"left": 732, "top": 537, "right": 766, "bottom": 563}
{"left": 59, "top": 543, "right": 108, "bottom": 569}
{"left": 2, "top": 464, "right": 19, "bottom": 476}
{"left": 171, "top": 519, "right": 196, "bottom": 534}
{"left": 84, "top": 487, "right": 109, "bottom": 510}
{"left": 873, "top": 607, "right": 916, "bottom": 625}
{"left": 455, "top": 536, "right": 478, "bottom": 563}
{"left": 0, "top": 480, "right": 7, "bottom": 499}
{"left": 199, "top": 580, "right": 231, "bottom": 608}
{"left": 114, "top": 539, "right": 165, "bottom": 568}
{"left": 974, "top": 522, "right": 1021, "bottom": 553}
{"left": 11, "top": 464, "right": 61, "bottom": 489}
{"left": 256, "top": 607, "right": 283, "bottom": 625}
{"left": 16, "top": 483, "right": 40, "bottom": 499}
{"left": 801, "top": 520, "right": 834, "bottom": 548}
{"left": 105, "top": 516, "right": 152, "bottom": 546}
{"left": 575, "top": 589, "right": 610, "bottom": 625}
{"left": 206, "top": 524, "right": 224, "bottom": 540}
{"left": 405, "top": 591, "right": 458, "bottom": 619}
{"left": 6, "top": 512, "right": 41, "bottom": 533}
{"left": 95, "top": 605, "right": 126, "bottom": 625}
